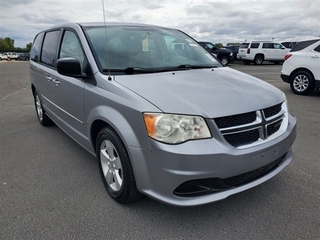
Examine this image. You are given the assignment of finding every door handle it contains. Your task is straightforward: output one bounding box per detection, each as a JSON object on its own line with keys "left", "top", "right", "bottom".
{"left": 46, "top": 76, "right": 53, "bottom": 82}
{"left": 52, "top": 79, "right": 60, "bottom": 86}
{"left": 311, "top": 55, "right": 319, "bottom": 58}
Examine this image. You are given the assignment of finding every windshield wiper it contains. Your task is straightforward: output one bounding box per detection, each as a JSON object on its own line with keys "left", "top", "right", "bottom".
{"left": 103, "top": 67, "right": 160, "bottom": 75}
{"left": 177, "top": 64, "right": 217, "bottom": 69}
{"left": 102, "top": 65, "right": 217, "bottom": 75}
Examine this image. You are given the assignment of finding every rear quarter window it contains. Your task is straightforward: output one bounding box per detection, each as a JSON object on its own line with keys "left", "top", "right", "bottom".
{"left": 239, "top": 43, "right": 249, "bottom": 48}
{"left": 290, "top": 40, "right": 319, "bottom": 52}
{"left": 314, "top": 44, "right": 320, "bottom": 53}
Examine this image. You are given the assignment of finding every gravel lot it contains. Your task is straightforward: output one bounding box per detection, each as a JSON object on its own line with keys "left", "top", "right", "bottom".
{"left": 1, "top": 61, "right": 319, "bottom": 239}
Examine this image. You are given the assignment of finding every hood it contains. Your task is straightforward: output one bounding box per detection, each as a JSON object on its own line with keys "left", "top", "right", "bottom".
{"left": 115, "top": 67, "right": 283, "bottom": 118}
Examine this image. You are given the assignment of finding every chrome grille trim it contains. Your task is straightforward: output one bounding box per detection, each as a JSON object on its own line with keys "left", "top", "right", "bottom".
{"left": 214, "top": 102, "right": 288, "bottom": 149}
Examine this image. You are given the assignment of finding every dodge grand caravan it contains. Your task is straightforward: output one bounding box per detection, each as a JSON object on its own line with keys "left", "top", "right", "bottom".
{"left": 29, "top": 22, "right": 297, "bottom": 206}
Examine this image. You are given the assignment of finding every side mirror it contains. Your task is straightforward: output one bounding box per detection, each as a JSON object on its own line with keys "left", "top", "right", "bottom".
{"left": 57, "top": 57, "right": 85, "bottom": 77}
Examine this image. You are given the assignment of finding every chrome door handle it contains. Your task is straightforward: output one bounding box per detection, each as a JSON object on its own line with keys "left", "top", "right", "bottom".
{"left": 46, "top": 76, "right": 53, "bottom": 82}
{"left": 311, "top": 55, "right": 319, "bottom": 58}
{"left": 52, "top": 79, "right": 60, "bottom": 86}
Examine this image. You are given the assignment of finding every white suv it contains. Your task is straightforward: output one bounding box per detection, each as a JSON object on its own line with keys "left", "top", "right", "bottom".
{"left": 237, "top": 41, "right": 289, "bottom": 65}
{"left": 281, "top": 39, "right": 320, "bottom": 95}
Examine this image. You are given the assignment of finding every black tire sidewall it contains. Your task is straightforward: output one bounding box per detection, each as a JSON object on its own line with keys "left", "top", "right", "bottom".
{"left": 96, "top": 128, "right": 133, "bottom": 202}
{"left": 34, "top": 90, "right": 53, "bottom": 126}
{"left": 220, "top": 56, "right": 229, "bottom": 65}
{"left": 254, "top": 55, "right": 263, "bottom": 65}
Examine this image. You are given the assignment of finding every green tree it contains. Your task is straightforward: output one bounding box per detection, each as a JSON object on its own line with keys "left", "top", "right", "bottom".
{"left": 214, "top": 43, "right": 223, "bottom": 48}
{"left": 0, "top": 38, "right": 10, "bottom": 51}
{"left": 26, "top": 42, "right": 32, "bottom": 51}
{"left": 4, "top": 37, "right": 15, "bottom": 50}
{"left": 227, "top": 42, "right": 241, "bottom": 46}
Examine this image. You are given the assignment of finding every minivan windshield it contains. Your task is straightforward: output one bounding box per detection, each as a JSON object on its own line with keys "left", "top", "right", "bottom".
{"left": 83, "top": 26, "right": 221, "bottom": 73}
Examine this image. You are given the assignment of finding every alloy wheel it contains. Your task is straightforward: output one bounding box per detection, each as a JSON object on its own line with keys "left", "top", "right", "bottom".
{"left": 35, "top": 94, "right": 43, "bottom": 121}
{"left": 100, "top": 140, "right": 123, "bottom": 191}
{"left": 293, "top": 74, "right": 309, "bottom": 92}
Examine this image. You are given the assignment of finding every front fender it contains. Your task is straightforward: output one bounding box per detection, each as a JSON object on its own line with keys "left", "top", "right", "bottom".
{"left": 87, "top": 105, "right": 152, "bottom": 153}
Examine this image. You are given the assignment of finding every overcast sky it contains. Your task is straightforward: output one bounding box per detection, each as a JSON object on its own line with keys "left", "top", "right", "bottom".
{"left": 0, "top": 0, "right": 319, "bottom": 48}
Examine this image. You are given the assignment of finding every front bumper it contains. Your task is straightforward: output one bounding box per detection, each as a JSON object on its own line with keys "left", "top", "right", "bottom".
{"left": 130, "top": 113, "right": 297, "bottom": 206}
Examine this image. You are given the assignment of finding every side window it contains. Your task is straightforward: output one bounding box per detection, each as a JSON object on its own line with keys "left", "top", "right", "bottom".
{"left": 59, "top": 30, "right": 85, "bottom": 71}
{"left": 274, "top": 43, "right": 282, "bottom": 49}
{"left": 262, "top": 43, "right": 273, "bottom": 49}
{"left": 314, "top": 44, "right": 320, "bottom": 53}
{"left": 41, "top": 30, "right": 60, "bottom": 67}
{"left": 251, "top": 43, "right": 259, "bottom": 48}
{"left": 30, "top": 32, "right": 44, "bottom": 62}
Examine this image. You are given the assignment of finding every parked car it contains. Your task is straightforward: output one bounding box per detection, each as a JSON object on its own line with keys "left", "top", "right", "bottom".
{"left": 198, "top": 41, "right": 234, "bottom": 65}
{"left": 237, "top": 41, "right": 289, "bottom": 65}
{"left": 281, "top": 39, "right": 320, "bottom": 95}
{"left": 281, "top": 42, "right": 297, "bottom": 49}
{"left": 17, "top": 52, "right": 30, "bottom": 61}
{"left": 224, "top": 45, "right": 240, "bottom": 60}
{"left": 0, "top": 52, "right": 18, "bottom": 61}
{"left": 30, "top": 22, "right": 296, "bottom": 206}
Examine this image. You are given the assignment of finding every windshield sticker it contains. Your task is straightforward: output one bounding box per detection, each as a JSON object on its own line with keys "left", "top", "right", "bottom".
{"left": 142, "top": 36, "right": 149, "bottom": 52}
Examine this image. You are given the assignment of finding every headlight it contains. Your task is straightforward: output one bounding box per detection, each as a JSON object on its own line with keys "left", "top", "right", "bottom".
{"left": 281, "top": 91, "right": 289, "bottom": 111}
{"left": 143, "top": 113, "right": 211, "bottom": 144}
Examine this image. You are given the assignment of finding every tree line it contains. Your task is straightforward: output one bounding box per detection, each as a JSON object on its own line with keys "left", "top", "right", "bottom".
{"left": 0, "top": 37, "right": 32, "bottom": 53}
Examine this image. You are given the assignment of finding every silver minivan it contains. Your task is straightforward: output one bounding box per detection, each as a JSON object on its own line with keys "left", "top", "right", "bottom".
{"left": 30, "top": 22, "right": 297, "bottom": 206}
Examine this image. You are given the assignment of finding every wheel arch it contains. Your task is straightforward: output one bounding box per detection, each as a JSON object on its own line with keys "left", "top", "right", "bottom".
{"left": 289, "top": 67, "right": 315, "bottom": 82}
{"left": 254, "top": 53, "right": 265, "bottom": 59}
{"left": 31, "top": 84, "right": 36, "bottom": 96}
{"left": 88, "top": 107, "right": 152, "bottom": 155}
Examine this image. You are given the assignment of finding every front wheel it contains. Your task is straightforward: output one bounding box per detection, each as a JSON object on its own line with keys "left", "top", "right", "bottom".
{"left": 96, "top": 127, "right": 142, "bottom": 203}
{"left": 290, "top": 71, "right": 315, "bottom": 95}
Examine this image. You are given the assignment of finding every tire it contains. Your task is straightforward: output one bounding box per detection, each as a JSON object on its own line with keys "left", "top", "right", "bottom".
{"left": 290, "top": 71, "right": 315, "bottom": 95}
{"left": 34, "top": 90, "right": 54, "bottom": 126}
{"left": 253, "top": 55, "right": 264, "bottom": 65}
{"left": 96, "top": 127, "right": 142, "bottom": 203}
{"left": 243, "top": 60, "right": 251, "bottom": 65}
{"left": 220, "top": 56, "right": 229, "bottom": 66}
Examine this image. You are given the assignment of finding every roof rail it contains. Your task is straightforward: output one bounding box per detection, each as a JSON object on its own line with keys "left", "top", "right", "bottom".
{"left": 251, "top": 40, "right": 272, "bottom": 42}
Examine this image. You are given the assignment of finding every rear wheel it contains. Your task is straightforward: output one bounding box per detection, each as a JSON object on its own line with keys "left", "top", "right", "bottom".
{"left": 220, "top": 56, "right": 229, "bottom": 66}
{"left": 34, "top": 90, "right": 53, "bottom": 126}
{"left": 290, "top": 71, "right": 315, "bottom": 95}
{"left": 96, "top": 127, "right": 142, "bottom": 203}
{"left": 254, "top": 55, "right": 264, "bottom": 65}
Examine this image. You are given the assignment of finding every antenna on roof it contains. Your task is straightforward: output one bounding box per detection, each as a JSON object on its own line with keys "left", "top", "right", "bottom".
{"left": 102, "top": 0, "right": 112, "bottom": 81}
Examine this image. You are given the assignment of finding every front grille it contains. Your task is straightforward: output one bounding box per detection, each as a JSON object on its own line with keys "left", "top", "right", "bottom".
{"left": 267, "top": 119, "right": 283, "bottom": 136}
{"left": 215, "top": 111, "right": 256, "bottom": 128}
{"left": 214, "top": 103, "right": 285, "bottom": 148}
{"left": 224, "top": 129, "right": 260, "bottom": 147}
{"left": 223, "top": 156, "right": 284, "bottom": 187}
{"left": 263, "top": 103, "right": 282, "bottom": 118}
